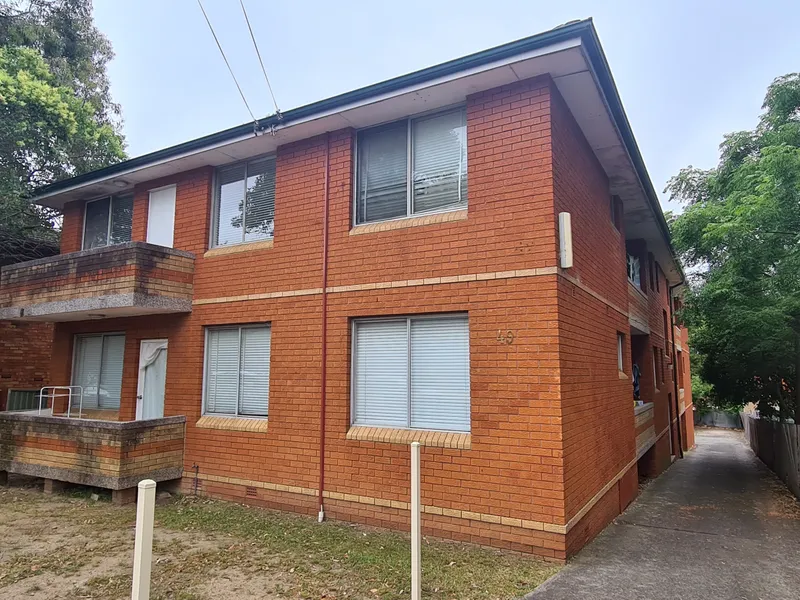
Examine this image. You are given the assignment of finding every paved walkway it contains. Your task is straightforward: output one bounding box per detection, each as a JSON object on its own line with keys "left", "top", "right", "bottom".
{"left": 528, "top": 429, "right": 800, "bottom": 600}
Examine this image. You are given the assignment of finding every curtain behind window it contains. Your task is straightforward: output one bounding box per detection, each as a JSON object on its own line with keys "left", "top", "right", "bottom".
{"left": 356, "top": 123, "right": 408, "bottom": 224}
{"left": 412, "top": 110, "right": 467, "bottom": 214}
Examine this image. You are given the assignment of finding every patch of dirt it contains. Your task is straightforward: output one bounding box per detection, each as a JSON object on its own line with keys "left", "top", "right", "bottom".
{"left": 0, "top": 481, "right": 280, "bottom": 600}
{"left": 0, "top": 476, "right": 559, "bottom": 600}
{"left": 191, "top": 568, "right": 289, "bottom": 599}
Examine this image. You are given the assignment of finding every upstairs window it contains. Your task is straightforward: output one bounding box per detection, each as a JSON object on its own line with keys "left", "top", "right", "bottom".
{"left": 213, "top": 156, "right": 276, "bottom": 247}
{"left": 656, "top": 262, "right": 661, "bottom": 292}
{"left": 83, "top": 195, "right": 133, "bottom": 250}
{"left": 627, "top": 254, "right": 641, "bottom": 288}
{"left": 355, "top": 108, "right": 467, "bottom": 225}
{"left": 610, "top": 195, "right": 622, "bottom": 230}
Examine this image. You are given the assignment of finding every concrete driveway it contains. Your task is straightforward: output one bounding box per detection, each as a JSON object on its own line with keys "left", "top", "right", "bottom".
{"left": 527, "top": 428, "right": 800, "bottom": 600}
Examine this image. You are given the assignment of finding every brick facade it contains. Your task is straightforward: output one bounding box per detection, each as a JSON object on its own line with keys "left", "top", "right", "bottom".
{"left": 0, "top": 413, "right": 185, "bottom": 490}
{"left": 0, "top": 72, "right": 693, "bottom": 560}
{"left": 0, "top": 242, "right": 194, "bottom": 321}
{"left": 0, "top": 321, "right": 52, "bottom": 411}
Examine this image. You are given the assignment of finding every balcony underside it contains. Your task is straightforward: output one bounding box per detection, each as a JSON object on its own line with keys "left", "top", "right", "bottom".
{"left": 0, "top": 293, "right": 192, "bottom": 322}
{"left": 0, "top": 242, "right": 194, "bottom": 322}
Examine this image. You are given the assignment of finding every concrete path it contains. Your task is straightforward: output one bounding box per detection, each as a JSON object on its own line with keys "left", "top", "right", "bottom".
{"left": 527, "top": 429, "right": 800, "bottom": 600}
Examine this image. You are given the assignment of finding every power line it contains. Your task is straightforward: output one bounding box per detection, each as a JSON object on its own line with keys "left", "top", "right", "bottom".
{"left": 239, "top": 0, "right": 281, "bottom": 117}
{"left": 196, "top": 0, "right": 258, "bottom": 125}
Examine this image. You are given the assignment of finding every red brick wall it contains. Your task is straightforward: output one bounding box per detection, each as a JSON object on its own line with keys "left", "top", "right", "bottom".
{"left": 43, "top": 74, "right": 687, "bottom": 559}
{"left": 0, "top": 321, "right": 52, "bottom": 410}
{"left": 550, "top": 85, "right": 633, "bottom": 523}
{"left": 60, "top": 201, "right": 84, "bottom": 254}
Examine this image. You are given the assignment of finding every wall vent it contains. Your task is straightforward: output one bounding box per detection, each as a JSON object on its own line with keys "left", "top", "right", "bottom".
{"left": 245, "top": 486, "right": 258, "bottom": 498}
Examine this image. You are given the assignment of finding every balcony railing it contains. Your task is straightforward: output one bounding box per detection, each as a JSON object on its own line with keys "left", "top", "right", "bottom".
{"left": 634, "top": 402, "right": 656, "bottom": 458}
{"left": 0, "top": 412, "right": 185, "bottom": 495}
{"left": 0, "top": 242, "right": 194, "bottom": 322}
{"left": 628, "top": 281, "right": 650, "bottom": 335}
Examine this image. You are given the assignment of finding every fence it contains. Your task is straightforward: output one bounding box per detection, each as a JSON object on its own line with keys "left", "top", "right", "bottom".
{"left": 5, "top": 389, "right": 43, "bottom": 412}
{"left": 742, "top": 414, "right": 800, "bottom": 499}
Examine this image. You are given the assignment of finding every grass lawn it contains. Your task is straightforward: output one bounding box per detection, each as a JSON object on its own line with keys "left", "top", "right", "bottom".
{"left": 0, "top": 478, "right": 559, "bottom": 599}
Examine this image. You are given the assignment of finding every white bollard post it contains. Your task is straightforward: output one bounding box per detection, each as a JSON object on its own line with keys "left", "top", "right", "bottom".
{"left": 411, "top": 441, "right": 421, "bottom": 600}
{"left": 131, "top": 479, "right": 157, "bottom": 600}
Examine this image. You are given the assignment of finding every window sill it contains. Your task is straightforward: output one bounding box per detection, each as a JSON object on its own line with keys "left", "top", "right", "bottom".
{"left": 346, "top": 426, "right": 470, "bottom": 449}
{"left": 204, "top": 239, "right": 274, "bottom": 258}
{"left": 350, "top": 209, "right": 467, "bottom": 236}
{"left": 618, "top": 371, "right": 628, "bottom": 380}
{"left": 196, "top": 415, "right": 268, "bottom": 433}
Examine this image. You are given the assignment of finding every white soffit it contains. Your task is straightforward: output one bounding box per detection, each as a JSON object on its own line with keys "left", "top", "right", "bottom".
{"left": 37, "top": 39, "right": 585, "bottom": 208}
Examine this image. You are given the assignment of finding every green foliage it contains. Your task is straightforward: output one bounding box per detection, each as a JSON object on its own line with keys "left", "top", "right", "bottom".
{"left": 0, "top": 0, "right": 125, "bottom": 248}
{"left": 666, "top": 73, "right": 800, "bottom": 419}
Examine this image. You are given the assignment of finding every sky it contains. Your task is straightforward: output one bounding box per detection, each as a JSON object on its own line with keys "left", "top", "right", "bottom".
{"left": 93, "top": 0, "right": 800, "bottom": 212}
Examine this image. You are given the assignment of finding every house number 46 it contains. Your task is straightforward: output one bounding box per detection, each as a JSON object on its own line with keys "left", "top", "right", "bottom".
{"left": 497, "top": 330, "right": 515, "bottom": 344}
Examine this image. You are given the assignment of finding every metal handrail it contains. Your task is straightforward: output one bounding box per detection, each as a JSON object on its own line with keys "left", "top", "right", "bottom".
{"left": 39, "top": 386, "right": 84, "bottom": 419}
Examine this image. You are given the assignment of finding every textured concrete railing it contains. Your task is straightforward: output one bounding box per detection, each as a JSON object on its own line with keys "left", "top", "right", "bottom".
{"left": 628, "top": 282, "right": 649, "bottom": 334}
{"left": 0, "top": 413, "right": 185, "bottom": 490}
{"left": 634, "top": 403, "right": 656, "bottom": 458}
{"left": 743, "top": 414, "right": 800, "bottom": 500}
{"left": 0, "top": 242, "right": 194, "bottom": 321}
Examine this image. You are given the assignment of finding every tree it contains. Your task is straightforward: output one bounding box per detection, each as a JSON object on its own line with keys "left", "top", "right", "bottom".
{"left": 0, "top": 0, "right": 125, "bottom": 246}
{"left": 665, "top": 73, "right": 800, "bottom": 420}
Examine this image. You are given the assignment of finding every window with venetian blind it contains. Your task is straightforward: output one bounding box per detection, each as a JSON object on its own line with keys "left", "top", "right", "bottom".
{"left": 355, "top": 108, "right": 467, "bottom": 225}
{"left": 83, "top": 196, "right": 133, "bottom": 250}
{"left": 72, "top": 334, "right": 125, "bottom": 409}
{"left": 203, "top": 325, "right": 271, "bottom": 417}
{"left": 212, "top": 156, "right": 276, "bottom": 247}
{"left": 351, "top": 315, "right": 470, "bottom": 432}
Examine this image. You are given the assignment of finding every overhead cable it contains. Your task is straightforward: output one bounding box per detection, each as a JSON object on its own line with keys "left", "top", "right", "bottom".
{"left": 196, "top": 0, "right": 258, "bottom": 126}
{"left": 239, "top": 0, "right": 281, "bottom": 118}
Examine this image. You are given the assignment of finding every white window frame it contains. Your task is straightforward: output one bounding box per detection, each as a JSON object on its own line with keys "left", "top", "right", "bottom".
{"left": 350, "top": 313, "right": 471, "bottom": 432}
{"left": 201, "top": 323, "right": 271, "bottom": 418}
{"left": 627, "top": 253, "right": 641, "bottom": 288}
{"left": 81, "top": 195, "right": 134, "bottom": 250}
{"left": 70, "top": 332, "right": 126, "bottom": 409}
{"left": 209, "top": 154, "right": 276, "bottom": 249}
{"left": 353, "top": 106, "right": 468, "bottom": 226}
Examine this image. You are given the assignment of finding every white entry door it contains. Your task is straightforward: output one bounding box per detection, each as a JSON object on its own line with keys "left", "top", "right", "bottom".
{"left": 147, "top": 185, "right": 176, "bottom": 248}
{"left": 136, "top": 339, "right": 168, "bottom": 420}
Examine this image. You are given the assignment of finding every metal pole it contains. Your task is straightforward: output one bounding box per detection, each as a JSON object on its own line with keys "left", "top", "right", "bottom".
{"left": 411, "top": 441, "right": 421, "bottom": 600}
{"left": 131, "top": 479, "right": 157, "bottom": 600}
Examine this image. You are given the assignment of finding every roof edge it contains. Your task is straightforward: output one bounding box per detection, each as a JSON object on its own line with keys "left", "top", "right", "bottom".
{"left": 31, "top": 18, "right": 594, "bottom": 201}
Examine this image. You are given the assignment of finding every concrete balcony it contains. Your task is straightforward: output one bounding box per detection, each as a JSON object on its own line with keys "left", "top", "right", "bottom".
{"left": 627, "top": 281, "right": 650, "bottom": 335}
{"left": 634, "top": 402, "right": 656, "bottom": 458}
{"left": 0, "top": 412, "right": 185, "bottom": 503}
{"left": 0, "top": 242, "right": 194, "bottom": 322}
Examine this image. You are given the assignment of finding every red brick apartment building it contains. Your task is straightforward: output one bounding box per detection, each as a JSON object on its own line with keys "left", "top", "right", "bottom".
{"left": 0, "top": 20, "right": 694, "bottom": 560}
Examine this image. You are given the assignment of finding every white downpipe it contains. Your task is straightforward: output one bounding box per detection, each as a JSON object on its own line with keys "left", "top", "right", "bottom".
{"left": 411, "top": 441, "right": 421, "bottom": 600}
{"left": 131, "top": 479, "right": 157, "bottom": 600}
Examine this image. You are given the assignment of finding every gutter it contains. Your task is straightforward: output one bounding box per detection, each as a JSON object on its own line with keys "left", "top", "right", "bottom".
{"left": 31, "top": 19, "right": 594, "bottom": 201}
{"left": 577, "top": 27, "right": 684, "bottom": 282}
{"left": 30, "top": 18, "right": 680, "bottom": 279}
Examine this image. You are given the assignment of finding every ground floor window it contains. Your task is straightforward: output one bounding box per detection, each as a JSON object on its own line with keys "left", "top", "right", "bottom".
{"left": 203, "top": 325, "right": 271, "bottom": 417}
{"left": 72, "top": 333, "right": 125, "bottom": 409}
{"left": 351, "top": 314, "right": 470, "bottom": 432}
